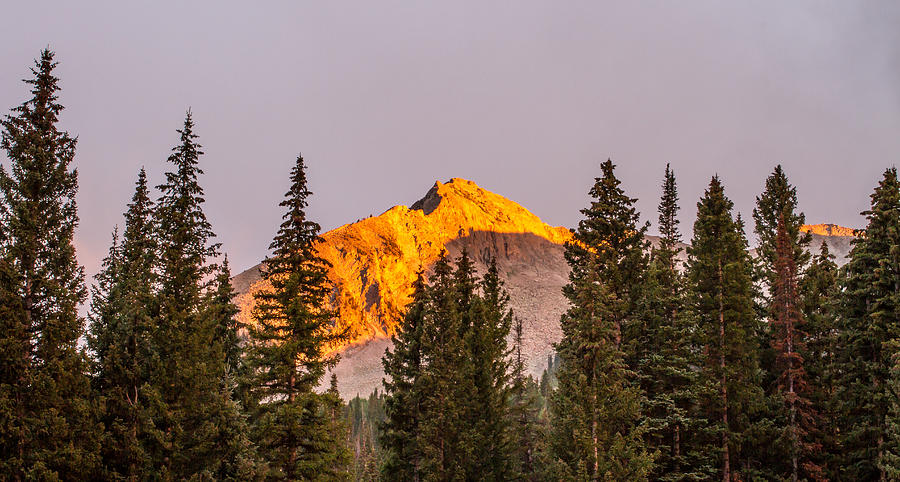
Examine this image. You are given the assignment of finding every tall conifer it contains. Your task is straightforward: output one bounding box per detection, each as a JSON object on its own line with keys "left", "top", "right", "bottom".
{"left": 770, "top": 216, "right": 823, "bottom": 481}
{"left": 152, "top": 111, "right": 254, "bottom": 478}
{"left": 380, "top": 272, "right": 428, "bottom": 480}
{"left": 0, "top": 48, "right": 99, "bottom": 479}
{"left": 685, "top": 176, "right": 763, "bottom": 481}
{"left": 834, "top": 168, "right": 900, "bottom": 480}
{"left": 246, "top": 154, "right": 350, "bottom": 479}
{"left": 549, "top": 160, "right": 652, "bottom": 479}
{"left": 88, "top": 169, "right": 160, "bottom": 478}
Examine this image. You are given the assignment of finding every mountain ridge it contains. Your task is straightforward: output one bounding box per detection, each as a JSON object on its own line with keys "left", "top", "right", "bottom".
{"left": 232, "top": 178, "right": 857, "bottom": 397}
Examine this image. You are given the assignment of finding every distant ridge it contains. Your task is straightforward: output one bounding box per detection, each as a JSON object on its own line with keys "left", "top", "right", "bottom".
{"left": 801, "top": 223, "right": 859, "bottom": 237}
{"left": 232, "top": 180, "right": 859, "bottom": 397}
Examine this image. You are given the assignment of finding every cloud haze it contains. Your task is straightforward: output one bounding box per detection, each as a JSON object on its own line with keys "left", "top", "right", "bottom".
{"left": 1, "top": 1, "right": 899, "bottom": 283}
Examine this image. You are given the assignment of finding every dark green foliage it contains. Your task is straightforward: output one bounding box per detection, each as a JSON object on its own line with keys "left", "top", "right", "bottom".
{"left": 684, "top": 176, "right": 763, "bottom": 480}
{"left": 347, "top": 391, "right": 386, "bottom": 481}
{"left": 380, "top": 272, "right": 427, "bottom": 479}
{"left": 464, "top": 256, "right": 514, "bottom": 478}
{"left": 0, "top": 48, "right": 100, "bottom": 480}
{"left": 550, "top": 160, "right": 653, "bottom": 480}
{"left": 416, "top": 253, "right": 472, "bottom": 480}
{"left": 509, "top": 316, "right": 546, "bottom": 480}
{"left": 632, "top": 165, "right": 708, "bottom": 480}
{"left": 88, "top": 169, "right": 162, "bottom": 479}
{"left": 834, "top": 168, "right": 900, "bottom": 480}
{"left": 550, "top": 258, "right": 653, "bottom": 480}
{"left": 752, "top": 165, "right": 812, "bottom": 286}
{"left": 800, "top": 241, "right": 841, "bottom": 477}
{"left": 566, "top": 159, "right": 649, "bottom": 343}
{"left": 246, "top": 154, "right": 351, "bottom": 479}
{"left": 150, "top": 111, "right": 261, "bottom": 479}
{"left": 381, "top": 251, "right": 518, "bottom": 481}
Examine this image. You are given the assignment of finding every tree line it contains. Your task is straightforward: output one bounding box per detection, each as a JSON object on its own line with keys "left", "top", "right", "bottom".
{"left": 3, "top": 49, "right": 900, "bottom": 481}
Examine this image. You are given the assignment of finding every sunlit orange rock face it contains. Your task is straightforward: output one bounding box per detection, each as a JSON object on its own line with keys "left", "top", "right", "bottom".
{"left": 231, "top": 182, "right": 861, "bottom": 397}
{"left": 800, "top": 223, "right": 859, "bottom": 238}
{"left": 232, "top": 178, "right": 574, "bottom": 396}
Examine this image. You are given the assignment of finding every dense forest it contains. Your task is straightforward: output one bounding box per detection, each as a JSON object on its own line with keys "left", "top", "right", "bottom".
{"left": 3, "top": 50, "right": 900, "bottom": 481}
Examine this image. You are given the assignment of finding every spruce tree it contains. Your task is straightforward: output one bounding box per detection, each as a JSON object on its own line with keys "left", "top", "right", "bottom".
{"left": 416, "top": 252, "right": 471, "bottom": 480}
{"left": 380, "top": 272, "right": 428, "bottom": 480}
{"left": 0, "top": 48, "right": 100, "bottom": 479}
{"left": 769, "top": 215, "right": 822, "bottom": 481}
{"left": 566, "top": 159, "right": 649, "bottom": 349}
{"left": 549, "top": 159, "right": 652, "bottom": 479}
{"left": 834, "top": 168, "right": 900, "bottom": 480}
{"left": 246, "top": 154, "right": 350, "bottom": 479}
{"left": 800, "top": 241, "right": 841, "bottom": 477}
{"left": 152, "top": 111, "right": 255, "bottom": 478}
{"left": 88, "top": 169, "right": 160, "bottom": 478}
{"left": 464, "top": 256, "right": 514, "bottom": 479}
{"left": 550, "top": 256, "right": 653, "bottom": 480}
{"left": 633, "top": 165, "right": 707, "bottom": 480}
{"left": 509, "top": 315, "right": 545, "bottom": 480}
{"left": 752, "top": 165, "right": 812, "bottom": 286}
{"left": 685, "top": 176, "right": 763, "bottom": 481}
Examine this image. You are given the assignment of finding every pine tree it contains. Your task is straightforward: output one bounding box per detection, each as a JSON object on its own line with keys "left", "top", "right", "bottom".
{"left": 246, "top": 154, "right": 350, "bottom": 479}
{"left": 834, "top": 168, "right": 900, "bottom": 480}
{"left": 769, "top": 215, "right": 823, "bottom": 481}
{"left": 380, "top": 272, "right": 428, "bottom": 480}
{"left": 632, "top": 165, "right": 708, "bottom": 480}
{"left": 152, "top": 111, "right": 256, "bottom": 478}
{"left": 206, "top": 255, "right": 243, "bottom": 381}
{"left": 685, "top": 176, "right": 763, "bottom": 481}
{"left": 463, "top": 255, "right": 514, "bottom": 479}
{"left": 800, "top": 241, "right": 841, "bottom": 476}
{"left": 0, "top": 48, "right": 100, "bottom": 479}
{"left": 88, "top": 169, "right": 161, "bottom": 478}
{"left": 509, "top": 315, "right": 544, "bottom": 480}
{"left": 549, "top": 160, "right": 652, "bottom": 479}
{"left": 550, "top": 256, "right": 653, "bottom": 480}
{"left": 0, "top": 245, "right": 27, "bottom": 477}
{"left": 416, "top": 252, "right": 471, "bottom": 480}
{"left": 752, "top": 165, "right": 812, "bottom": 286}
{"left": 566, "top": 159, "right": 649, "bottom": 349}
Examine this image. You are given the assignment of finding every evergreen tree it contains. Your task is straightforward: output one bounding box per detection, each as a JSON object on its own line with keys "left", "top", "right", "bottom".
{"left": 463, "top": 255, "right": 514, "bottom": 479}
{"left": 685, "top": 176, "right": 763, "bottom": 481}
{"left": 834, "top": 168, "right": 900, "bottom": 480}
{"left": 752, "top": 165, "right": 812, "bottom": 286}
{"left": 380, "top": 272, "right": 428, "bottom": 480}
{"left": 0, "top": 48, "right": 100, "bottom": 479}
{"left": 633, "top": 165, "right": 708, "bottom": 480}
{"left": 206, "top": 255, "right": 243, "bottom": 381}
{"left": 0, "top": 245, "right": 27, "bottom": 477}
{"left": 800, "top": 241, "right": 841, "bottom": 477}
{"left": 416, "top": 252, "right": 471, "bottom": 480}
{"left": 246, "top": 154, "right": 350, "bottom": 479}
{"left": 567, "top": 159, "right": 649, "bottom": 349}
{"left": 769, "top": 215, "right": 823, "bottom": 481}
{"left": 549, "top": 159, "right": 652, "bottom": 480}
{"left": 88, "top": 169, "right": 161, "bottom": 478}
{"left": 550, "top": 256, "right": 653, "bottom": 480}
{"left": 509, "top": 315, "right": 545, "bottom": 480}
{"left": 152, "top": 111, "right": 256, "bottom": 478}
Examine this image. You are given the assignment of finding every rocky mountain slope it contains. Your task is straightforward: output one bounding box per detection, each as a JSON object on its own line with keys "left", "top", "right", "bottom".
{"left": 232, "top": 179, "right": 858, "bottom": 398}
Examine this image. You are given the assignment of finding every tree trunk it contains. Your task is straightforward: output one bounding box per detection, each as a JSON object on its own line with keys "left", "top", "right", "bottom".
{"left": 719, "top": 260, "right": 730, "bottom": 482}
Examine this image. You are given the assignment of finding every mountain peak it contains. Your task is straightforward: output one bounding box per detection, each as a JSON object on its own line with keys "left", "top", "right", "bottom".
{"left": 801, "top": 223, "right": 859, "bottom": 237}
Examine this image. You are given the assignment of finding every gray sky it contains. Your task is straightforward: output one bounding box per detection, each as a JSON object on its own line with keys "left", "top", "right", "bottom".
{"left": 2, "top": 1, "right": 899, "bottom": 283}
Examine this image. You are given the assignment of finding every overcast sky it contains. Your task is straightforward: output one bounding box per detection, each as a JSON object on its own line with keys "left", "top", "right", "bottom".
{"left": 2, "top": 1, "right": 899, "bottom": 283}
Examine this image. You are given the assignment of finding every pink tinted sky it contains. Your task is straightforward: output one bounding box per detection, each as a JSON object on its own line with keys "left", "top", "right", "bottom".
{"left": 1, "top": 1, "right": 899, "bottom": 288}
